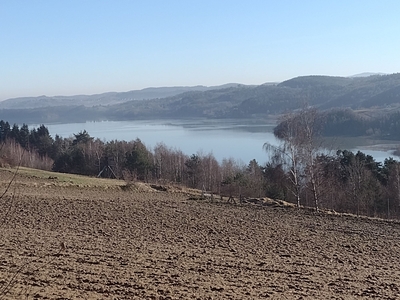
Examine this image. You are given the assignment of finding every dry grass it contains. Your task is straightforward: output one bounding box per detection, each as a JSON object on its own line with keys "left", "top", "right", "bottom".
{"left": 13, "top": 167, "right": 126, "bottom": 187}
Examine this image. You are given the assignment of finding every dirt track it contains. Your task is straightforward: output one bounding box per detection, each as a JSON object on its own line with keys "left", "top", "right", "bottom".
{"left": 1, "top": 169, "right": 400, "bottom": 299}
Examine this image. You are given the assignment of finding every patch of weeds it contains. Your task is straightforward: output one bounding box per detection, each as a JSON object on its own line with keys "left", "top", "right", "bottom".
{"left": 121, "top": 183, "right": 135, "bottom": 191}
{"left": 150, "top": 184, "right": 168, "bottom": 192}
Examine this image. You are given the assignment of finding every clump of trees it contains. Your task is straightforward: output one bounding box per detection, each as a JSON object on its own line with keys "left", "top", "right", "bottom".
{"left": 265, "top": 106, "right": 400, "bottom": 218}
{"left": 0, "top": 121, "right": 54, "bottom": 169}
{"left": 2, "top": 115, "right": 400, "bottom": 219}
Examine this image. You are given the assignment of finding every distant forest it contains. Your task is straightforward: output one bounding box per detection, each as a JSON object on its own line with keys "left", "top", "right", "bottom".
{"left": 291, "top": 108, "right": 400, "bottom": 140}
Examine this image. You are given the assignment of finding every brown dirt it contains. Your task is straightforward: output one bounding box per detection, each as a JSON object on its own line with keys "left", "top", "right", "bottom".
{"left": 1, "top": 168, "right": 400, "bottom": 299}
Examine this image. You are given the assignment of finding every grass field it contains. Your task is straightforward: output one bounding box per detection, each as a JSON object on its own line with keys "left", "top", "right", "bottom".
{"left": 1, "top": 167, "right": 400, "bottom": 299}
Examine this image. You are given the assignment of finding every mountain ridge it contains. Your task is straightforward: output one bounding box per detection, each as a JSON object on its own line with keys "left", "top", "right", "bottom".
{"left": 0, "top": 84, "right": 246, "bottom": 109}
{"left": 1, "top": 73, "right": 400, "bottom": 124}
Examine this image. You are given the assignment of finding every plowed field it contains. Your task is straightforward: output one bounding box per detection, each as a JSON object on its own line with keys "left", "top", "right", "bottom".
{"left": 1, "top": 168, "right": 400, "bottom": 299}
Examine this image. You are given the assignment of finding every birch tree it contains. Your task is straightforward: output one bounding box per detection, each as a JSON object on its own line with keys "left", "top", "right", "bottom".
{"left": 264, "top": 106, "right": 323, "bottom": 209}
{"left": 264, "top": 112, "right": 303, "bottom": 207}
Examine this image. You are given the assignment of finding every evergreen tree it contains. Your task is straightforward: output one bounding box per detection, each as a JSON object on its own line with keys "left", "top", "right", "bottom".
{"left": 125, "top": 139, "right": 153, "bottom": 181}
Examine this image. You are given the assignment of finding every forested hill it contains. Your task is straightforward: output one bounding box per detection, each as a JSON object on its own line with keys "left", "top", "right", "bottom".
{"left": 1, "top": 73, "right": 400, "bottom": 124}
{"left": 0, "top": 84, "right": 243, "bottom": 109}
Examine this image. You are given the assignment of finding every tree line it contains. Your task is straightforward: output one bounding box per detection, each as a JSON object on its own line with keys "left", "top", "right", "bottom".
{"left": 2, "top": 114, "right": 400, "bottom": 219}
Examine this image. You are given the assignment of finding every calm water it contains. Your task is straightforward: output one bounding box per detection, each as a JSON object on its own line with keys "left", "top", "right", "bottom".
{"left": 42, "top": 119, "right": 278, "bottom": 164}
{"left": 38, "top": 119, "right": 398, "bottom": 164}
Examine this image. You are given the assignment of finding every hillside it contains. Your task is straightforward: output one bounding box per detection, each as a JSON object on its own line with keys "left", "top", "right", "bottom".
{"left": 1, "top": 167, "right": 400, "bottom": 299}
{"left": 1, "top": 74, "right": 400, "bottom": 124}
{"left": 0, "top": 84, "right": 243, "bottom": 109}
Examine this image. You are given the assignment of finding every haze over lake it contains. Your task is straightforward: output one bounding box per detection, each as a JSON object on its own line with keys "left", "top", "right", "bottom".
{"left": 40, "top": 119, "right": 397, "bottom": 164}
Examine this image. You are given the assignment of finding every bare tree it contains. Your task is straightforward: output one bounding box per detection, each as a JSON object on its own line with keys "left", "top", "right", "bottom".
{"left": 298, "top": 107, "right": 323, "bottom": 210}
{"left": 154, "top": 143, "right": 188, "bottom": 184}
{"left": 264, "top": 112, "right": 303, "bottom": 207}
{"left": 264, "top": 106, "right": 323, "bottom": 209}
{"left": 384, "top": 158, "right": 400, "bottom": 218}
{"left": 201, "top": 152, "right": 220, "bottom": 192}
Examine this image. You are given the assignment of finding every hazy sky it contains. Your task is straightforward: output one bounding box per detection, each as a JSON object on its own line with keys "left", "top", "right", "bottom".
{"left": 1, "top": 1, "right": 399, "bottom": 100}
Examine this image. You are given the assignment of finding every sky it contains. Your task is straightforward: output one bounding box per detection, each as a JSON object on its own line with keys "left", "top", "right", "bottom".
{"left": 1, "top": 0, "right": 400, "bottom": 100}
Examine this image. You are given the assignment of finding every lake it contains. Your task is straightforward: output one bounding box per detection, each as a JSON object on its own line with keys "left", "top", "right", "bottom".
{"left": 38, "top": 119, "right": 399, "bottom": 164}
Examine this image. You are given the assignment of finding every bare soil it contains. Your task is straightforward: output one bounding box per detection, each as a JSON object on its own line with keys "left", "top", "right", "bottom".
{"left": 1, "top": 168, "right": 400, "bottom": 299}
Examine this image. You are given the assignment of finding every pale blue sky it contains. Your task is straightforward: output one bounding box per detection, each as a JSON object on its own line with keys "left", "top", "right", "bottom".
{"left": 1, "top": 1, "right": 399, "bottom": 100}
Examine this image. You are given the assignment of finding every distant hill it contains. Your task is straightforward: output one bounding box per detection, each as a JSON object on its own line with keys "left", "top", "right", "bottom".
{"left": 0, "top": 84, "right": 244, "bottom": 109}
{"left": 1, "top": 74, "right": 400, "bottom": 124}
